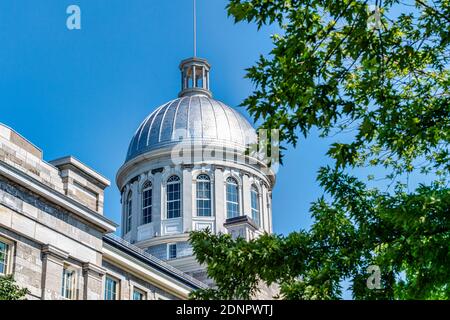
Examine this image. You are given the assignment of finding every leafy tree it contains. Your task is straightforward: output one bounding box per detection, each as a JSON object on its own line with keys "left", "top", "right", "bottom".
{"left": 190, "top": 0, "right": 449, "bottom": 300}
{"left": 0, "top": 275, "right": 28, "bottom": 300}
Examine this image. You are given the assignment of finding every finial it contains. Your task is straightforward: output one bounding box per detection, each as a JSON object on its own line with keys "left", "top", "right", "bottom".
{"left": 178, "top": 0, "right": 212, "bottom": 98}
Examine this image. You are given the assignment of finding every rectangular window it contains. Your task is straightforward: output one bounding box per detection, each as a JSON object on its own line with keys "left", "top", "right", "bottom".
{"left": 133, "top": 288, "right": 146, "bottom": 300}
{"left": 251, "top": 189, "right": 260, "bottom": 227}
{"left": 105, "top": 276, "right": 119, "bottom": 300}
{"left": 61, "top": 268, "right": 76, "bottom": 300}
{"left": 125, "top": 192, "right": 132, "bottom": 234}
{"left": 0, "top": 240, "right": 10, "bottom": 275}
{"left": 226, "top": 202, "right": 239, "bottom": 219}
{"left": 168, "top": 244, "right": 177, "bottom": 260}
{"left": 196, "top": 180, "right": 212, "bottom": 217}
{"left": 226, "top": 180, "right": 240, "bottom": 219}
{"left": 167, "top": 180, "right": 181, "bottom": 219}
{"left": 142, "top": 188, "right": 153, "bottom": 224}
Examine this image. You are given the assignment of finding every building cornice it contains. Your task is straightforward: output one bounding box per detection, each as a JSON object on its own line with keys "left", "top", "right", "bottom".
{"left": 82, "top": 262, "right": 106, "bottom": 277}
{"left": 50, "top": 156, "right": 111, "bottom": 188}
{"left": 135, "top": 233, "right": 190, "bottom": 248}
{"left": 116, "top": 144, "right": 276, "bottom": 190}
{"left": 167, "top": 256, "right": 203, "bottom": 274}
{"left": 0, "top": 161, "right": 117, "bottom": 233}
{"left": 42, "top": 244, "right": 70, "bottom": 261}
{"left": 224, "top": 215, "right": 259, "bottom": 230}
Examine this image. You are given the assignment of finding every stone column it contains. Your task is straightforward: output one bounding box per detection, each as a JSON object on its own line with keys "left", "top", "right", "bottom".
{"left": 41, "top": 244, "right": 69, "bottom": 300}
{"left": 82, "top": 262, "right": 106, "bottom": 300}
{"left": 193, "top": 65, "right": 197, "bottom": 87}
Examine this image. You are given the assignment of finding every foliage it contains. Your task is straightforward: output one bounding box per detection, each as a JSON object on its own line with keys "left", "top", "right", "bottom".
{"left": 191, "top": 172, "right": 449, "bottom": 300}
{"left": 0, "top": 275, "right": 28, "bottom": 300}
{"left": 227, "top": 0, "right": 450, "bottom": 179}
{"left": 190, "top": 0, "right": 450, "bottom": 300}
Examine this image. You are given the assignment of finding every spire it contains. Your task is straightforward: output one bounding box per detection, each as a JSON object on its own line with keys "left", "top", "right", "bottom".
{"left": 193, "top": 0, "right": 197, "bottom": 57}
{"left": 178, "top": 1, "right": 212, "bottom": 98}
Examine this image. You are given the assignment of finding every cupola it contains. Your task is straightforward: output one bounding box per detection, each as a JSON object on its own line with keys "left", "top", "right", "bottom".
{"left": 179, "top": 57, "right": 212, "bottom": 98}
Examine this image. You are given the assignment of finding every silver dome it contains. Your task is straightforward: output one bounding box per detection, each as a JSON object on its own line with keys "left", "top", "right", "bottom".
{"left": 126, "top": 95, "right": 257, "bottom": 162}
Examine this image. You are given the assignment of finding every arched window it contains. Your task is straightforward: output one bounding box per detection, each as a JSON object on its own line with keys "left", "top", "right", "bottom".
{"left": 226, "top": 177, "right": 239, "bottom": 218}
{"left": 196, "top": 174, "right": 211, "bottom": 217}
{"left": 142, "top": 182, "right": 152, "bottom": 225}
{"left": 125, "top": 191, "right": 132, "bottom": 233}
{"left": 167, "top": 176, "right": 181, "bottom": 219}
{"left": 251, "top": 185, "right": 260, "bottom": 227}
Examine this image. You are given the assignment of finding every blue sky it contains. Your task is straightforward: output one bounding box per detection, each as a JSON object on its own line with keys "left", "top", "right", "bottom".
{"left": 0, "top": 0, "right": 371, "bottom": 237}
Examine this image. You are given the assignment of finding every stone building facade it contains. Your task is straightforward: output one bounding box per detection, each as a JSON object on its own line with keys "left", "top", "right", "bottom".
{"left": 0, "top": 123, "right": 206, "bottom": 300}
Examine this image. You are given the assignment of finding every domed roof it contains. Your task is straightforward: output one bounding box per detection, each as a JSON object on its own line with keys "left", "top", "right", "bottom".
{"left": 125, "top": 95, "right": 257, "bottom": 162}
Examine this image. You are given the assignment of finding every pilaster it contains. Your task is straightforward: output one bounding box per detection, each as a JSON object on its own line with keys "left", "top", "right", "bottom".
{"left": 153, "top": 171, "right": 162, "bottom": 236}
{"left": 41, "top": 244, "right": 69, "bottom": 300}
{"left": 242, "top": 173, "right": 251, "bottom": 217}
{"left": 214, "top": 167, "right": 225, "bottom": 233}
{"left": 182, "top": 169, "right": 193, "bottom": 233}
{"left": 130, "top": 180, "right": 139, "bottom": 242}
{"left": 82, "top": 262, "right": 106, "bottom": 300}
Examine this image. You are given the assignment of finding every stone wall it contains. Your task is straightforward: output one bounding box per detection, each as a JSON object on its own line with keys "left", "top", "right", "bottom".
{"left": 0, "top": 125, "right": 64, "bottom": 193}
{"left": 51, "top": 157, "right": 108, "bottom": 215}
{"left": 0, "top": 226, "right": 42, "bottom": 299}
{"left": 0, "top": 174, "right": 105, "bottom": 299}
{"left": 63, "top": 170, "right": 102, "bottom": 214}
{"left": 0, "top": 176, "right": 104, "bottom": 263}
